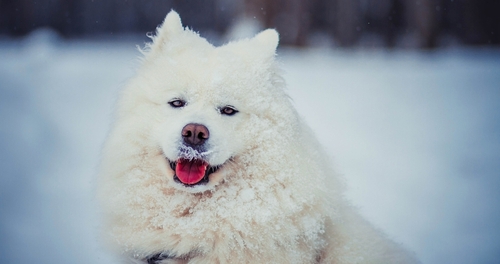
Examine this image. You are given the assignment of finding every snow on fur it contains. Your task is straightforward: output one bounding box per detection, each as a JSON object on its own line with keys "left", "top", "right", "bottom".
{"left": 98, "top": 11, "right": 419, "bottom": 263}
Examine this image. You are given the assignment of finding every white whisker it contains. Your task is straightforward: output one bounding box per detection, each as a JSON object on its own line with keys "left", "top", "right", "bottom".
{"left": 178, "top": 145, "right": 214, "bottom": 160}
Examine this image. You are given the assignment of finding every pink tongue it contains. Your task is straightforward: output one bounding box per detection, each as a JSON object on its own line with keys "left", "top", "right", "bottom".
{"left": 175, "top": 159, "right": 208, "bottom": 185}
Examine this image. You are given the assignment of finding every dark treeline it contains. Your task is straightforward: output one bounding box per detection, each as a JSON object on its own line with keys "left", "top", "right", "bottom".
{"left": 0, "top": 0, "right": 498, "bottom": 48}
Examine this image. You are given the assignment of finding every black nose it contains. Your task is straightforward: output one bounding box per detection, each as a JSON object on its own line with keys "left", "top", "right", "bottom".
{"left": 182, "top": 123, "right": 209, "bottom": 146}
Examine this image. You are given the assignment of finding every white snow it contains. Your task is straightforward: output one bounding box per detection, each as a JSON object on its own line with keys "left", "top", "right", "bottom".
{"left": 1, "top": 32, "right": 499, "bottom": 263}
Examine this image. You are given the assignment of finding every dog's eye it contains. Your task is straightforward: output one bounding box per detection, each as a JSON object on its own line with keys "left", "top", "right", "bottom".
{"left": 220, "top": 106, "right": 238, "bottom": 116}
{"left": 168, "top": 99, "right": 186, "bottom": 108}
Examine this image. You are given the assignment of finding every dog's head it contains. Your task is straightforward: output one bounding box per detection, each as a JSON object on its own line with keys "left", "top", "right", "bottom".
{"left": 113, "top": 11, "right": 296, "bottom": 193}
{"left": 99, "top": 12, "right": 332, "bottom": 259}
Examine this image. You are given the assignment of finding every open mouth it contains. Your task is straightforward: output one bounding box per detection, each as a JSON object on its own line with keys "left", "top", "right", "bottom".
{"left": 169, "top": 158, "right": 219, "bottom": 187}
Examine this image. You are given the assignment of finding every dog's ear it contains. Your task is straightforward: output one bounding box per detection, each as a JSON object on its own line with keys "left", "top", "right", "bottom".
{"left": 146, "top": 10, "right": 184, "bottom": 54}
{"left": 226, "top": 28, "right": 279, "bottom": 63}
{"left": 253, "top": 29, "right": 279, "bottom": 56}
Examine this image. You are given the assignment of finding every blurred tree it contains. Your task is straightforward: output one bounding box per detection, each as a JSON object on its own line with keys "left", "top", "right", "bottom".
{"left": 462, "top": 0, "right": 500, "bottom": 45}
{"left": 0, "top": 0, "right": 498, "bottom": 48}
{"left": 0, "top": 0, "right": 33, "bottom": 36}
{"left": 243, "top": 0, "right": 310, "bottom": 46}
{"left": 326, "top": 0, "right": 363, "bottom": 47}
{"left": 364, "top": 0, "right": 405, "bottom": 48}
{"left": 408, "top": 0, "right": 440, "bottom": 49}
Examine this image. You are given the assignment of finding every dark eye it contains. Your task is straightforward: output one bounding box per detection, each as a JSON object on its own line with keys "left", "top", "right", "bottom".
{"left": 168, "top": 99, "right": 186, "bottom": 108}
{"left": 220, "top": 105, "right": 238, "bottom": 116}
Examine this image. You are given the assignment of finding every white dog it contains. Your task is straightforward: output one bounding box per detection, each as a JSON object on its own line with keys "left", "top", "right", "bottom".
{"left": 98, "top": 11, "right": 419, "bottom": 264}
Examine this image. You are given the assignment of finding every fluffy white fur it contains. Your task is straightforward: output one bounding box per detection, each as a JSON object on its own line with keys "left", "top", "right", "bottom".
{"left": 98, "top": 11, "right": 419, "bottom": 264}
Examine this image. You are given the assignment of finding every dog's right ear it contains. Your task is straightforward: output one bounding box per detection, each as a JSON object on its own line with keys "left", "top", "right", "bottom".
{"left": 253, "top": 29, "right": 279, "bottom": 57}
{"left": 144, "top": 10, "right": 184, "bottom": 55}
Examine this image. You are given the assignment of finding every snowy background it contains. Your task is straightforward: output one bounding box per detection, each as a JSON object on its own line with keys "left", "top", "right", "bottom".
{"left": 1, "top": 31, "right": 500, "bottom": 263}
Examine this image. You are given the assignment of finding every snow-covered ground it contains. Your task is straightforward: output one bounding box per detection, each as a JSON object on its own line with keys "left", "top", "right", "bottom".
{"left": 1, "top": 32, "right": 499, "bottom": 263}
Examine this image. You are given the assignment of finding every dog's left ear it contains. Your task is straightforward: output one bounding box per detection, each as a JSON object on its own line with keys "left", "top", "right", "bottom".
{"left": 252, "top": 29, "right": 279, "bottom": 59}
